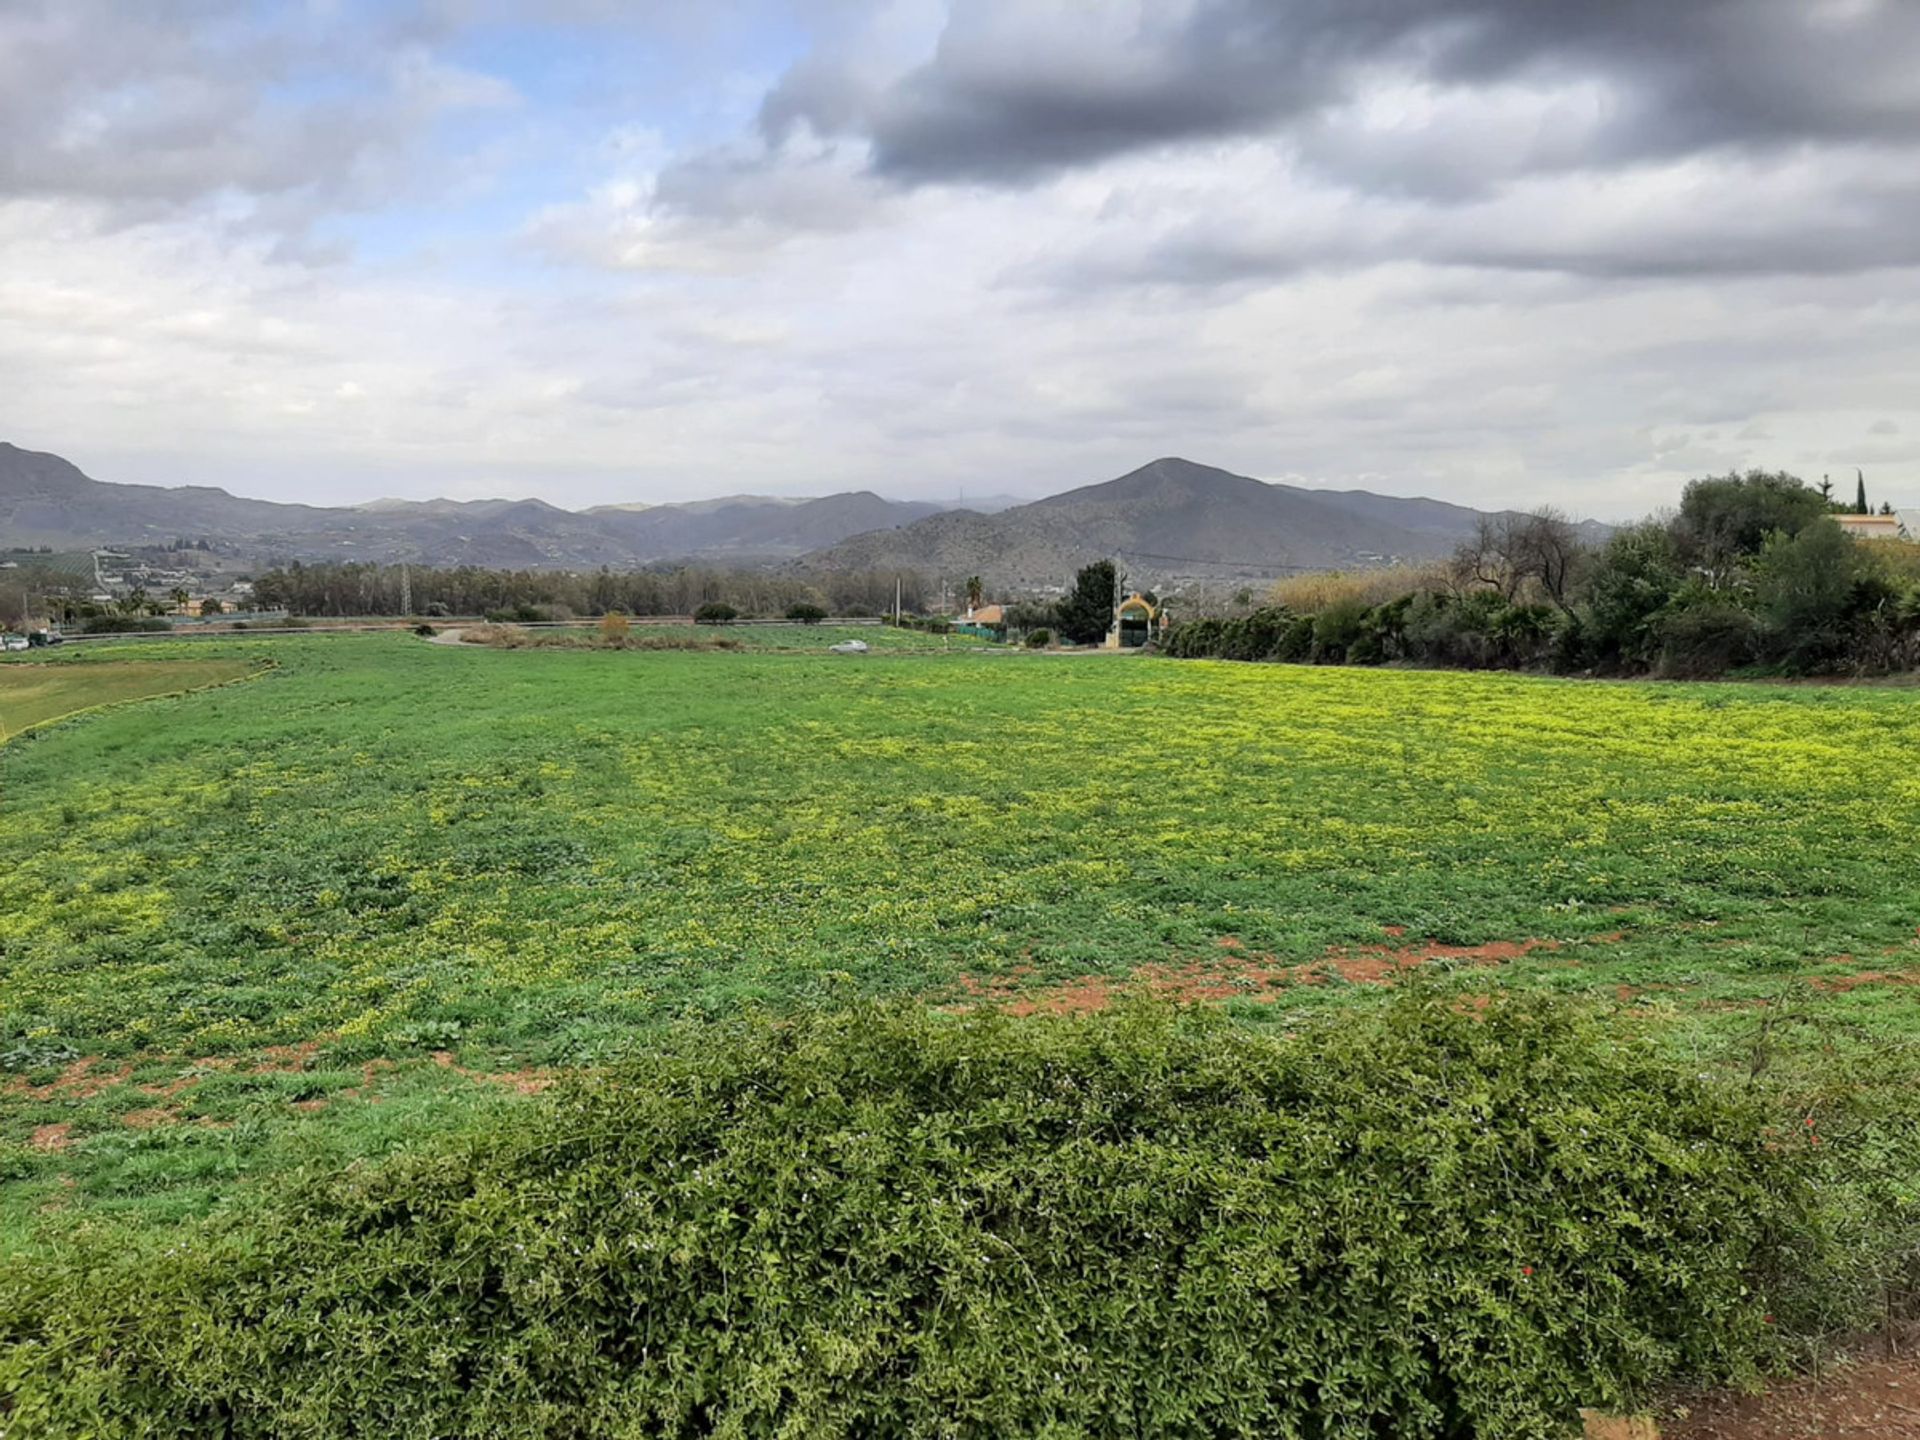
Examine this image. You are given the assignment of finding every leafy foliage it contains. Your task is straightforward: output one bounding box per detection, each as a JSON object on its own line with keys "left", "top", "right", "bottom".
{"left": 1055, "top": 559, "right": 1118, "bottom": 646}
{"left": 1168, "top": 471, "right": 1920, "bottom": 679}
{"left": 0, "top": 997, "right": 1852, "bottom": 1438}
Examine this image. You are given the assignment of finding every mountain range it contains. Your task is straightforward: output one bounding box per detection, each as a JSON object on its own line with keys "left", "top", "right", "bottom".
{"left": 1, "top": 443, "right": 1602, "bottom": 583}
{"left": 800, "top": 458, "right": 1611, "bottom": 587}
{"left": 0, "top": 443, "right": 943, "bottom": 569}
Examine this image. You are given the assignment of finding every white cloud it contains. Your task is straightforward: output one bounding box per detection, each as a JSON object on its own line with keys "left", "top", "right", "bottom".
{"left": 3, "top": 0, "right": 1920, "bottom": 520}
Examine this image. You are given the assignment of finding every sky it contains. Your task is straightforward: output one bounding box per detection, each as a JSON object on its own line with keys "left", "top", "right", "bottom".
{"left": 2, "top": 0, "right": 1918, "bottom": 520}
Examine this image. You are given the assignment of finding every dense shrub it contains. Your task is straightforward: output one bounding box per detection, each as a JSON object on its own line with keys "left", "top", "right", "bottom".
{"left": 1163, "top": 607, "right": 1300, "bottom": 662}
{"left": 1654, "top": 590, "right": 1759, "bottom": 678}
{"left": 693, "top": 601, "right": 738, "bottom": 625}
{"left": 599, "top": 611, "right": 631, "bottom": 641}
{"left": 786, "top": 603, "right": 828, "bottom": 624}
{"left": 1310, "top": 596, "right": 1370, "bottom": 662}
{"left": 1582, "top": 523, "right": 1683, "bottom": 671}
{"left": 0, "top": 997, "right": 1855, "bottom": 1439}
{"left": 1166, "top": 470, "right": 1920, "bottom": 681}
{"left": 1751, "top": 519, "right": 1876, "bottom": 672}
{"left": 1024, "top": 627, "right": 1052, "bottom": 648}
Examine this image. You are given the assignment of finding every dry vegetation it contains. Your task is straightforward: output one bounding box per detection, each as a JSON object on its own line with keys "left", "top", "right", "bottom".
{"left": 1266, "top": 561, "right": 1452, "bottom": 612}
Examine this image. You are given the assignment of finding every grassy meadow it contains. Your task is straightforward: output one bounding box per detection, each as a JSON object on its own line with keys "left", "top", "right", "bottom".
{"left": 3, "top": 631, "right": 1919, "bottom": 1253}
{"left": 0, "top": 655, "right": 257, "bottom": 740}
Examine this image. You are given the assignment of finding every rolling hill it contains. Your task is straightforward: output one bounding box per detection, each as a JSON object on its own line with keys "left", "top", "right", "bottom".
{"left": 798, "top": 457, "right": 1609, "bottom": 588}
{"left": 1, "top": 444, "right": 1603, "bottom": 583}
{"left": 0, "top": 443, "right": 942, "bottom": 567}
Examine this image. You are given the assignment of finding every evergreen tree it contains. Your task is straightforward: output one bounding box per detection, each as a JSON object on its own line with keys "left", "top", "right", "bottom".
{"left": 1856, "top": 470, "right": 1868, "bottom": 515}
{"left": 1055, "top": 559, "right": 1118, "bottom": 645}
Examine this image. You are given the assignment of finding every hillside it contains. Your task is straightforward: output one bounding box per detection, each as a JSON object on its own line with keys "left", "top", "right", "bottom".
{"left": 0, "top": 443, "right": 942, "bottom": 568}
{"left": 2, "top": 445, "right": 1605, "bottom": 582}
{"left": 799, "top": 457, "right": 1609, "bottom": 588}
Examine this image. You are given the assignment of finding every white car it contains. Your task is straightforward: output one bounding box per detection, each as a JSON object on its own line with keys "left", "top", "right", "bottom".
{"left": 1, "top": 635, "right": 28, "bottom": 652}
{"left": 829, "top": 639, "right": 870, "bottom": 655}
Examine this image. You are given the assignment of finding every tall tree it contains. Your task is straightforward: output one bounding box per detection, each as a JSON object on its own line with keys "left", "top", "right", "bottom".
{"left": 1673, "top": 471, "right": 1828, "bottom": 584}
{"left": 1856, "top": 470, "right": 1869, "bottom": 515}
{"left": 1055, "top": 559, "right": 1117, "bottom": 645}
{"left": 965, "top": 575, "right": 983, "bottom": 611}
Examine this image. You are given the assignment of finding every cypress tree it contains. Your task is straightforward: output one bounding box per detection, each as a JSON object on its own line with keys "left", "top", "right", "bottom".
{"left": 1856, "top": 470, "right": 1869, "bottom": 515}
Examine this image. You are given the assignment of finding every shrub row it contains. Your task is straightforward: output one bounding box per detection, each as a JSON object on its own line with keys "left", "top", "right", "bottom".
{"left": 1169, "top": 473, "right": 1920, "bottom": 678}
{"left": 0, "top": 996, "right": 1888, "bottom": 1438}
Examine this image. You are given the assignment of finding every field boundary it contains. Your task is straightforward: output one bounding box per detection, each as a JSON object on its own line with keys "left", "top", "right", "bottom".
{"left": 0, "top": 659, "right": 273, "bottom": 748}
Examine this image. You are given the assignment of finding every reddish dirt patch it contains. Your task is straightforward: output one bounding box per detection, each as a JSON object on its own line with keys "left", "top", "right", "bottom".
{"left": 121, "top": 1107, "right": 178, "bottom": 1129}
{"left": 429, "top": 1050, "right": 556, "bottom": 1094}
{"left": 1664, "top": 1351, "right": 1920, "bottom": 1439}
{"left": 29, "top": 1123, "right": 71, "bottom": 1151}
{"left": 138, "top": 1074, "right": 202, "bottom": 1099}
{"left": 4, "top": 1056, "right": 134, "bottom": 1100}
{"left": 1808, "top": 970, "right": 1920, "bottom": 994}
{"left": 255, "top": 1040, "right": 327, "bottom": 1072}
{"left": 953, "top": 931, "right": 1559, "bottom": 1016}
{"left": 290, "top": 1098, "right": 329, "bottom": 1113}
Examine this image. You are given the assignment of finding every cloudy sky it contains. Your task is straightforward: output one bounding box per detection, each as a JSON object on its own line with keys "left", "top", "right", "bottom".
{"left": 2, "top": 0, "right": 1917, "bottom": 519}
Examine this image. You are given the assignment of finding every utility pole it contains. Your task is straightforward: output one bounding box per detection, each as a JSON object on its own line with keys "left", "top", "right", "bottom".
{"left": 400, "top": 564, "right": 412, "bottom": 619}
{"left": 894, "top": 575, "right": 902, "bottom": 625}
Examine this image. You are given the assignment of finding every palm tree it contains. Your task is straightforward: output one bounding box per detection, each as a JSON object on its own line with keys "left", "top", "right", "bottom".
{"left": 965, "top": 575, "right": 983, "bottom": 612}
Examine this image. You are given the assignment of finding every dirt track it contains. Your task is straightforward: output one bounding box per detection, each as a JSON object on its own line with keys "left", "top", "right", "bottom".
{"left": 1663, "top": 1348, "right": 1920, "bottom": 1439}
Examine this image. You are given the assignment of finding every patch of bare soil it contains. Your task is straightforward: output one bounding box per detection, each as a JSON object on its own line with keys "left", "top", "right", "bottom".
{"left": 952, "top": 928, "right": 1580, "bottom": 1015}
{"left": 430, "top": 1050, "right": 556, "bottom": 1094}
{"left": 1808, "top": 969, "right": 1920, "bottom": 994}
{"left": 3, "top": 1056, "right": 133, "bottom": 1100}
{"left": 1664, "top": 1349, "right": 1920, "bottom": 1439}
{"left": 29, "top": 1122, "right": 71, "bottom": 1151}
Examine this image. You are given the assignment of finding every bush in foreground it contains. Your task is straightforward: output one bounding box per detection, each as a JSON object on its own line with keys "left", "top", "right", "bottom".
{"left": 0, "top": 997, "right": 1855, "bottom": 1437}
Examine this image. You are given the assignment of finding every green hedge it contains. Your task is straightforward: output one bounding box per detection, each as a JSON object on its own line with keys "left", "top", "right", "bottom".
{"left": 0, "top": 998, "right": 1843, "bottom": 1437}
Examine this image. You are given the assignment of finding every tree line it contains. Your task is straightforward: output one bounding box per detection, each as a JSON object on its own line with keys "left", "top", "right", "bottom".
{"left": 251, "top": 562, "right": 931, "bottom": 620}
{"left": 1166, "top": 470, "right": 1920, "bottom": 678}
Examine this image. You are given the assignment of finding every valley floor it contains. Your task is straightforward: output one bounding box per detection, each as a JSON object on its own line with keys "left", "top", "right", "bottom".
{"left": 3, "top": 630, "right": 1918, "bottom": 1247}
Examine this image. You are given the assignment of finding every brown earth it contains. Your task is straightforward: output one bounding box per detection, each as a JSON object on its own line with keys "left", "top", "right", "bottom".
{"left": 431, "top": 1050, "right": 556, "bottom": 1095}
{"left": 953, "top": 929, "right": 1577, "bottom": 1016}
{"left": 1663, "top": 1349, "right": 1920, "bottom": 1439}
{"left": 28, "top": 1122, "right": 70, "bottom": 1151}
{"left": 1808, "top": 969, "right": 1920, "bottom": 994}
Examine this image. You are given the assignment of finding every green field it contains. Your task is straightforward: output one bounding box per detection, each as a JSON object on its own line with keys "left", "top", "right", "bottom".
{"left": 0, "top": 656, "right": 257, "bottom": 741}
{"left": 3, "top": 631, "right": 1918, "bottom": 1251}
